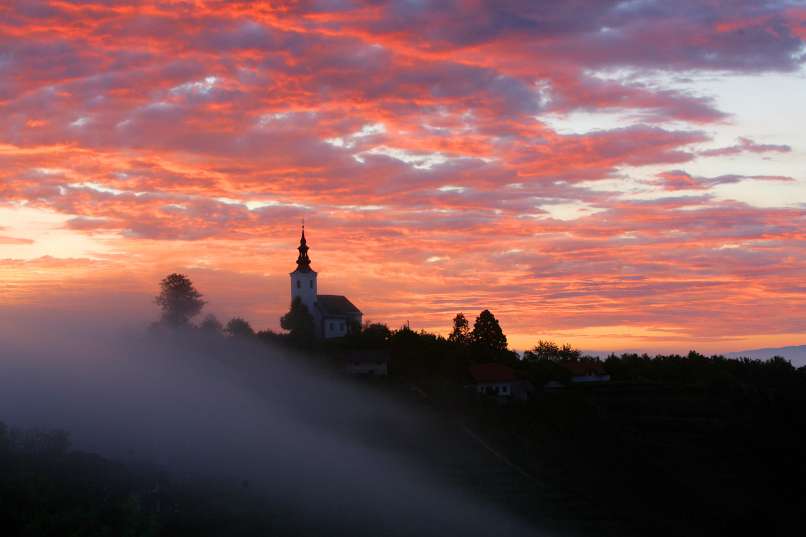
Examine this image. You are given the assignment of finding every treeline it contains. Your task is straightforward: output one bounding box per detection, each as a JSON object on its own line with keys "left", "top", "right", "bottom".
{"left": 151, "top": 273, "right": 806, "bottom": 391}
{"left": 150, "top": 273, "right": 519, "bottom": 375}
{"left": 603, "top": 351, "right": 806, "bottom": 388}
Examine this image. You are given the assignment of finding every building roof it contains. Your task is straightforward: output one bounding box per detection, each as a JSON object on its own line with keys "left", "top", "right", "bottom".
{"left": 469, "top": 363, "right": 516, "bottom": 383}
{"left": 316, "top": 294, "right": 362, "bottom": 317}
{"left": 294, "top": 226, "right": 313, "bottom": 272}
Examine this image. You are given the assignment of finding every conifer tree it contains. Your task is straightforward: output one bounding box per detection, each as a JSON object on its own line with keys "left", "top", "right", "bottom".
{"left": 470, "top": 309, "right": 508, "bottom": 353}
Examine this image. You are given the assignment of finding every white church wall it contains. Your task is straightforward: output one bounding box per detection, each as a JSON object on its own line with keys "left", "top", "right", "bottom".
{"left": 290, "top": 270, "right": 317, "bottom": 314}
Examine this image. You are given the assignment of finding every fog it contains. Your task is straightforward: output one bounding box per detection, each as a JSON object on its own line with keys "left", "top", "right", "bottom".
{"left": 0, "top": 311, "right": 547, "bottom": 536}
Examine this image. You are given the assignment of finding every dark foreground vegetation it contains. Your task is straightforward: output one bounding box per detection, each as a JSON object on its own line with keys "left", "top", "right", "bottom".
{"left": 452, "top": 355, "right": 806, "bottom": 536}
{"left": 0, "top": 424, "right": 279, "bottom": 537}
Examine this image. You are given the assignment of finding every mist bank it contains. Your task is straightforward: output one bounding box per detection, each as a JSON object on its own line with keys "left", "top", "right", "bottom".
{"left": 726, "top": 345, "right": 806, "bottom": 367}
{"left": 0, "top": 316, "right": 544, "bottom": 536}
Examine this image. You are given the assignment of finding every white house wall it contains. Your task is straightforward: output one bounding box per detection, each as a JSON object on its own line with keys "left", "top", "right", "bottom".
{"left": 323, "top": 317, "right": 348, "bottom": 338}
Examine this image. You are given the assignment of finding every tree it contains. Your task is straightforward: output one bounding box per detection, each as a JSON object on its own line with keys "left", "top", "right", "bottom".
{"left": 199, "top": 314, "right": 223, "bottom": 334}
{"left": 280, "top": 297, "right": 315, "bottom": 340}
{"left": 469, "top": 309, "right": 508, "bottom": 354}
{"left": 524, "top": 340, "right": 560, "bottom": 361}
{"left": 448, "top": 313, "right": 470, "bottom": 346}
{"left": 524, "top": 340, "right": 582, "bottom": 362}
{"left": 155, "top": 273, "right": 205, "bottom": 326}
{"left": 361, "top": 322, "right": 392, "bottom": 347}
{"left": 225, "top": 317, "right": 255, "bottom": 338}
{"left": 559, "top": 343, "right": 581, "bottom": 362}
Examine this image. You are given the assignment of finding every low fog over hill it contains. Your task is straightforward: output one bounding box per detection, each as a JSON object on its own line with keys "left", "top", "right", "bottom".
{"left": 0, "top": 313, "right": 547, "bottom": 536}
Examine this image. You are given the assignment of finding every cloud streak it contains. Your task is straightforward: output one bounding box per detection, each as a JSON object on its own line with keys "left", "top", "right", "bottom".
{"left": 700, "top": 137, "right": 792, "bottom": 157}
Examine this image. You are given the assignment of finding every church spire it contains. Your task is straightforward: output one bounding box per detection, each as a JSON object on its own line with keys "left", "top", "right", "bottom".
{"left": 295, "top": 223, "right": 312, "bottom": 272}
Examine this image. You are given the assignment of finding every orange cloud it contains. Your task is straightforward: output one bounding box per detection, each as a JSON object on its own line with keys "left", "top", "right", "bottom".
{"left": 0, "top": 0, "right": 804, "bottom": 353}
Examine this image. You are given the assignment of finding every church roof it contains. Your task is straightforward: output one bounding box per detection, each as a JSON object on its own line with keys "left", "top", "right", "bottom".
{"left": 316, "top": 294, "right": 362, "bottom": 317}
{"left": 294, "top": 226, "right": 313, "bottom": 272}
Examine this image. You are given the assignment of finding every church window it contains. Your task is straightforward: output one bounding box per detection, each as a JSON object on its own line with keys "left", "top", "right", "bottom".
{"left": 309, "top": 280, "right": 313, "bottom": 289}
{"left": 329, "top": 322, "right": 334, "bottom": 330}
{"left": 297, "top": 280, "right": 300, "bottom": 289}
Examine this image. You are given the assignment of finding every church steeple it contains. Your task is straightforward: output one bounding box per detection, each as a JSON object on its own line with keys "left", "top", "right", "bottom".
{"left": 295, "top": 224, "right": 312, "bottom": 272}
{"left": 290, "top": 224, "right": 317, "bottom": 315}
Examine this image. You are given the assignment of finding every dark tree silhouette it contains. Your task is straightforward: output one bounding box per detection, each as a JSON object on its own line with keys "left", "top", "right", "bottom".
{"left": 559, "top": 343, "right": 582, "bottom": 362}
{"left": 470, "top": 309, "right": 508, "bottom": 353}
{"left": 523, "top": 340, "right": 580, "bottom": 362}
{"left": 225, "top": 317, "right": 255, "bottom": 338}
{"left": 155, "top": 273, "right": 205, "bottom": 326}
{"left": 280, "top": 297, "right": 315, "bottom": 340}
{"left": 199, "top": 314, "right": 223, "bottom": 334}
{"left": 448, "top": 312, "right": 470, "bottom": 345}
{"left": 524, "top": 340, "right": 560, "bottom": 361}
{"left": 361, "top": 322, "right": 392, "bottom": 347}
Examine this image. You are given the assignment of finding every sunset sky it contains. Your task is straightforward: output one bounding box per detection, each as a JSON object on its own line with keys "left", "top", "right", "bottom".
{"left": 1, "top": 1, "right": 805, "bottom": 353}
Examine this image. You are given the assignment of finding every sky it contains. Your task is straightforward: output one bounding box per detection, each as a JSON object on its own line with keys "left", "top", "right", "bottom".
{"left": 1, "top": 0, "right": 805, "bottom": 353}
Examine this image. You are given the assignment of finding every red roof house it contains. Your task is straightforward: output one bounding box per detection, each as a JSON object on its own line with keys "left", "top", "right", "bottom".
{"left": 468, "top": 363, "right": 531, "bottom": 400}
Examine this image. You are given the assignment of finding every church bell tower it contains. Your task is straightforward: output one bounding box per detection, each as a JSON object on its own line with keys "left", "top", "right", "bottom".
{"left": 290, "top": 224, "right": 317, "bottom": 315}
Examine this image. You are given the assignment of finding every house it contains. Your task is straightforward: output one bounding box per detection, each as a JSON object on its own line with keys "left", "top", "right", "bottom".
{"left": 344, "top": 350, "right": 389, "bottom": 376}
{"left": 468, "top": 363, "right": 532, "bottom": 400}
{"left": 561, "top": 361, "right": 611, "bottom": 383}
{"left": 289, "top": 226, "right": 363, "bottom": 339}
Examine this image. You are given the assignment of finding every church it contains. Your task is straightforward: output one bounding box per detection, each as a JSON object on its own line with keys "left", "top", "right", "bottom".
{"left": 290, "top": 226, "right": 363, "bottom": 338}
